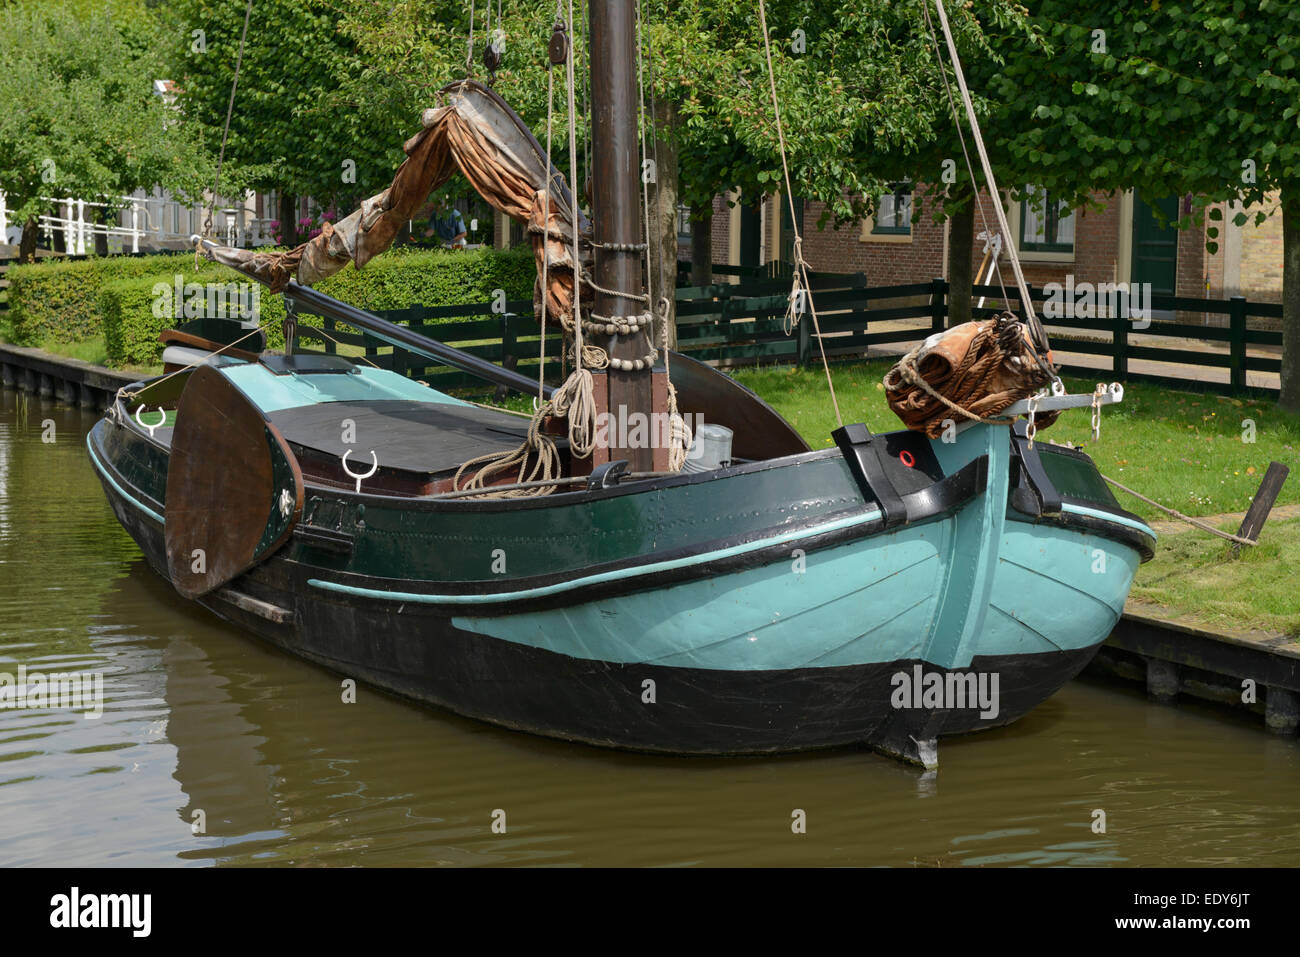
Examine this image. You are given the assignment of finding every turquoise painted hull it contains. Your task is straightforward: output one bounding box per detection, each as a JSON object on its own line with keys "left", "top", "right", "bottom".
{"left": 449, "top": 514, "right": 1138, "bottom": 672}
{"left": 304, "top": 415, "right": 1145, "bottom": 673}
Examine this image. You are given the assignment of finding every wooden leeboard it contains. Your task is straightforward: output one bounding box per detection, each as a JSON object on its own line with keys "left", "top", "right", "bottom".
{"left": 165, "top": 365, "right": 304, "bottom": 598}
{"left": 666, "top": 351, "right": 810, "bottom": 460}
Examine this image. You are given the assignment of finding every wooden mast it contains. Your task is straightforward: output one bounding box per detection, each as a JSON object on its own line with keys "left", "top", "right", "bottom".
{"left": 588, "top": 0, "right": 656, "bottom": 471}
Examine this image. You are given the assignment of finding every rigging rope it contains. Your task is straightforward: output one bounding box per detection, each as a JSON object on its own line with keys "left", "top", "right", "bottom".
{"left": 925, "top": 0, "right": 1057, "bottom": 382}
{"left": 636, "top": 0, "right": 690, "bottom": 470}
{"left": 116, "top": 319, "right": 271, "bottom": 402}
{"left": 917, "top": 0, "right": 1010, "bottom": 311}
{"left": 536, "top": 22, "right": 559, "bottom": 409}
{"left": 450, "top": 0, "right": 599, "bottom": 497}
{"left": 466, "top": 0, "right": 476, "bottom": 72}
{"left": 200, "top": 0, "right": 254, "bottom": 247}
{"left": 755, "top": 0, "right": 843, "bottom": 428}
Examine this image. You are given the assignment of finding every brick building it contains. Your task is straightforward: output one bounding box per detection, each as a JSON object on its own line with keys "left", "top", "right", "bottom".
{"left": 684, "top": 186, "right": 1284, "bottom": 306}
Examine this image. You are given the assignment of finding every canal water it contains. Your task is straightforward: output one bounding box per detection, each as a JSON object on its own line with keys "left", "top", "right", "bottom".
{"left": 2, "top": 388, "right": 1298, "bottom": 867}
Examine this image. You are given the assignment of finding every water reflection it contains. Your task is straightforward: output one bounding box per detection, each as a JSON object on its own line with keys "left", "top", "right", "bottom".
{"left": 1, "top": 387, "right": 1299, "bottom": 866}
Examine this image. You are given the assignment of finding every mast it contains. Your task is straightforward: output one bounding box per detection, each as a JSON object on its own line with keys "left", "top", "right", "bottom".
{"left": 589, "top": 0, "right": 655, "bottom": 471}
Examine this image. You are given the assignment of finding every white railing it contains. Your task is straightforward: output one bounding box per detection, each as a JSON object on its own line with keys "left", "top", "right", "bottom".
{"left": 37, "top": 196, "right": 145, "bottom": 255}
{"left": 1, "top": 190, "right": 277, "bottom": 254}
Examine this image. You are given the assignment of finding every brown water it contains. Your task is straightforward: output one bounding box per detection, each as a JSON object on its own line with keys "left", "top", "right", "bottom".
{"left": 2, "top": 387, "right": 1299, "bottom": 867}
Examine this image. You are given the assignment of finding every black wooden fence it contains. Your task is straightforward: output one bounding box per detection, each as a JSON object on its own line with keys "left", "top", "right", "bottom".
{"left": 0, "top": 256, "right": 14, "bottom": 319}
{"left": 966, "top": 280, "right": 1281, "bottom": 395}
{"left": 287, "top": 274, "right": 1283, "bottom": 398}
{"left": 297, "top": 298, "right": 563, "bottom": 394}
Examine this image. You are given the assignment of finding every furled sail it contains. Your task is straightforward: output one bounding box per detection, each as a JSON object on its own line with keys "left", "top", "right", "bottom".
{"left": 205, "top": 79, "right": 591, "bottom": 328}
{"left": 883, "top": 313, "right": 1058, "bottom": 438}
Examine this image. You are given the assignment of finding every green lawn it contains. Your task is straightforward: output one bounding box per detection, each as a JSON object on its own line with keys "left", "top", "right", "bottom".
{"left": 730, "top": 359, "right": 1300, "bottom": 523}
{"left": 0, "top": 320, "right": 161, "bottom": 378}
{"left": 1128, "top": 515, "right": 1300, "bottom": 637}
{"left": 38, "top": 334, "right": 111, "bottom": 366}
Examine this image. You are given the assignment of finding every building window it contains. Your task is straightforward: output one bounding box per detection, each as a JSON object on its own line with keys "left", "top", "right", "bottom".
{"left": 676, "top": 203, "right": 691, "bottom": 243}
{"left": 1020, "top": 188, "right": 1074, "bottom": 253}
{"left": 872, "top": 183, "right": 912, "bottom": 235}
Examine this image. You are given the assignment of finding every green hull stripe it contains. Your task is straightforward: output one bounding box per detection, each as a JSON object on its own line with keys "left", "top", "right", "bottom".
{"left": 86, "top": 433, "right": 164, "bottom": 525}
{"left": 1059, "top": 502, "right": 1156, "bottom": 540}
{"left": 308, "top": 507, "right": 885, "bottom": 605}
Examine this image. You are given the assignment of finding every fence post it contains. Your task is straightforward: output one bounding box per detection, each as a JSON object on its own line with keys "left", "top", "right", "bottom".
{"left": 495, "top": 312, "right": 519, "bottom": 401}
{"left": 797, "top": 306, "right": 811, "bottom": 364}
{"left": 283, "top": 295, "right": 299, "bottom": 355}
{"left": 1229, "top": 295, "right": 1247, "bottom": 394}
{"left": 62, "top": 200, "right": 74, "bottom": 254}
{"left": 405, "top": 305, "right": 426, "bottom": 377}
{"left": 323, "top": 316, "right": 337, "bottom": 356}
{"left": 75, "top": 199, "right": 87, "bottom": 256}
{"left": 930, "top": 277, "right": 947, "bottom": 332}
{"left": 500, "top": 309, "right": 518, "bottom": 368}
{"left": 1113, "top": 311, "right": 1128, "bottom": 380}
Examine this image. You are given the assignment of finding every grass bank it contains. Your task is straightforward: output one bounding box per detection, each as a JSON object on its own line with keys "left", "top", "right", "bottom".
{"left": 730, "top": 359, "right": 1299, "bottom": 524}
{"left": 1127, "top": 515, "right": 1300, "bottom": 637}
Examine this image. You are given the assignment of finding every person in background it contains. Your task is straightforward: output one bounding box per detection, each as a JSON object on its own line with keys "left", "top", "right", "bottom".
{"left": 425, "top": 198, "right": 468, "bottom": 248}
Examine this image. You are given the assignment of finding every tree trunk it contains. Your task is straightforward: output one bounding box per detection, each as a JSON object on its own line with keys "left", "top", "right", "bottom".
{"left": 947, "top": 187, "right": 975, "bottom": 328}
{"left": 277, "top": 191, "right": 298, "bottom": 248}
{"left": 690, "top": 204, "right": 713, "bottom": 288}
{"left": 18, "top": 217, "right": 38, "bottom": 264}
{"left": 1281, "top": 185, "right": 1300, "bottom": 412}
{"left": 649, "top": 98, "right": 679, "bottom": 351}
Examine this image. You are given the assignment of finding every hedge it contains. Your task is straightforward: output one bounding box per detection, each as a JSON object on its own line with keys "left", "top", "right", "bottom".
{"left": 7, "top": 253, "right": 192, "bottom": 346}
{"left": 99, "top": 246, "right": 538, "bottom": 367}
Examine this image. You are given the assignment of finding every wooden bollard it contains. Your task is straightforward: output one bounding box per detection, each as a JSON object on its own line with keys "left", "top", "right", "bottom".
{"left": 1232, "top": 461, "right": 1290, "bottom": 557}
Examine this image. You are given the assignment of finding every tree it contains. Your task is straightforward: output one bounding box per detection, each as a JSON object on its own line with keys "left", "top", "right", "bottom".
{"left": 332, "top": 0, "right": 1033, "bottom": 338}
{"left": 163, "top": 0, "right": 399, "bottom": 246}
{"left": 985, "top": 1, "right": 1300, "bottom": 409}
{"left": 0, "top": 0, "right": 212, "bottom": 261}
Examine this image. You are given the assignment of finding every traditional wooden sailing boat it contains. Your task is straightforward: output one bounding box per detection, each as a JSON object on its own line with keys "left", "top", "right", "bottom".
{"left": 86, "top": 0, "right": 1154, "bottom": 767}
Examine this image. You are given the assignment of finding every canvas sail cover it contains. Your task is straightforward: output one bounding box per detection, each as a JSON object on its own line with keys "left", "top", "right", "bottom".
{"left": 883, "top": 315, "right": 1057, "bottom": 437}
{"left": 206, "top": 80, "right": 590, "bottom": 327}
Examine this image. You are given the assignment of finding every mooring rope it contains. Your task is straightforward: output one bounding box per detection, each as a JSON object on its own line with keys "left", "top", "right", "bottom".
{"left": 1101, "top": 476, "right": 1258, "bottom": 546}
{"left": 116, "top": 320, "right": 272, "bottom": 402}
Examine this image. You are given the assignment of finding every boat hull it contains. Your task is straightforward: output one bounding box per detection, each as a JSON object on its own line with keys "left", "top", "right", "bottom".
{"left": 89, "top": 405, "right": 1151, "bottom": 766}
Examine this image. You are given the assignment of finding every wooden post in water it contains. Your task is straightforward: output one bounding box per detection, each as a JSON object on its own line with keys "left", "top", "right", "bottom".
{"left": 589, "top": 0, "right": 655, "bottom": 471}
